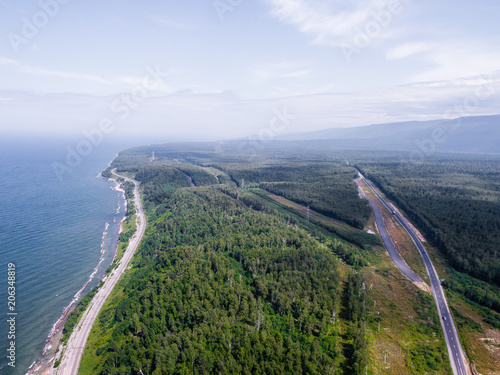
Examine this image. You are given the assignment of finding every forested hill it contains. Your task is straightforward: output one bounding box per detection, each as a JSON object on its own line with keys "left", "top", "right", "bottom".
{"left": 278, "top": 114, "right": 500, "bottom": 154}
{"left": 83, "top": 161, "right": 374, "bottom": 374}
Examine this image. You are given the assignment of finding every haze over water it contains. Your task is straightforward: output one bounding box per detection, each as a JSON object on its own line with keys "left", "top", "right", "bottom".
{"left": 0, "top": 136, "right": 127, "bottom": 374}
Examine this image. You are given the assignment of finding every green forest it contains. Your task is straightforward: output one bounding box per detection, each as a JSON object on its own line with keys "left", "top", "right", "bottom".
{"left": 356, "top": 161, "right": 500, "bottom": 286}
{"left": 211, "top": 163, "right": 371, "bottom": 229}
{"left": 76, "top": 144, "right": 500, "bottom": 374}
{"left": 81, "top": 186, "right": 370, "bottom": 374}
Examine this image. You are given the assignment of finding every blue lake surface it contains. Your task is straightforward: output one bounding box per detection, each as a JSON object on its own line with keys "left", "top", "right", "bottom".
{"left": 0, "top": 136, "right": 130, "bottom": 374}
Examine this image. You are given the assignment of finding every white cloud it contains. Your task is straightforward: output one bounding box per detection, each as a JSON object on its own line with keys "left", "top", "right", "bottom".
{"left": 251, "top": 62, "right": 313, "bottom": 84}
{"left": 2, "top": 73, "right": 498, "bottom": 138}
{"left": 115, "top": 76, "right": 145, "bottom": 86}
{"left": 386, "top": 42, "right": 428, "bottom": 60}
{"left": 406, "top": 41, "right": 500, "bottom": 84}
{"left": 0, "top": 57, "right": 114, "bottom": 85}
{"left": 115, "top": 74, "right": 178, "bottom": 94}
{"left": 266, "top": 0, "right": 402, "bottom": 47}
{"left": 280, "top": 69, "right": 312, "bottom": 78}
{"left": 21, "top": 66, "right": 114, "bottom": 85}
{"left": 0, "top": 57, "right": 17, "bottom": 65}
{"left": 149, "top": 15, "right": 195, "bottom": 30}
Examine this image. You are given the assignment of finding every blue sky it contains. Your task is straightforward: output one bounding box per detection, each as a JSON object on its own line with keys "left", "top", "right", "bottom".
{"left": 1, "top": 0, "right": 499, "bottom": 141}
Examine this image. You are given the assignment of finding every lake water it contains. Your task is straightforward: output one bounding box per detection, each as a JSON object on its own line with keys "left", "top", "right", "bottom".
{"left": 0, "top": 136, "right": 129, "bottom": 374}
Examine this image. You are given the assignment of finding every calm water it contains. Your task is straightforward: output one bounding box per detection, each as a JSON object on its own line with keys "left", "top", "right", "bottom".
{"left": 0, "top": 136, "right": 129, "bottom": 374}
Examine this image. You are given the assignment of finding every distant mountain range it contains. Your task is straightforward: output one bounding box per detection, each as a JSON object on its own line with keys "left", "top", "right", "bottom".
{"left": 278, "top": 115, "right": 500, "bottom": 154}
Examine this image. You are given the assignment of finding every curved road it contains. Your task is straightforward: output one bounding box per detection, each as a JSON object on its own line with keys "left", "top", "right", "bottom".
{"left": 54, "top": 171, "right": 145, "bottom": 375}
{"left": 359, "top": 173, "right": 468, "bottom": 375}
{"left": 356, "top": 181, "right": 422, "bottom": 283}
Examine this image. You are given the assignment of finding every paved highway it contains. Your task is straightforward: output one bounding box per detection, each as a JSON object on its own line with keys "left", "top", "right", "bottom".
{"left": 54, "top": 171, "right": 146, "bottom": 375}
{"left": 360, "top": 174, "right": 468, "bottom": 375}
{"left": 357, "top": 181, "right": 422, "bottom": 283}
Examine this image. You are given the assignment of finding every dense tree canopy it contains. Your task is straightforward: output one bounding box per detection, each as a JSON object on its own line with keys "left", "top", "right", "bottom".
{"left": 83, "top": 146, "right": 500, "bottom": 374}
{"left": 357, "top": 161, "right": 500, "bottom": 285}
{"left": 84, "top": 188, "right": 346, "bottom": 374}
{"left": 213, "top": 163, "right": 371, "bottom": 229}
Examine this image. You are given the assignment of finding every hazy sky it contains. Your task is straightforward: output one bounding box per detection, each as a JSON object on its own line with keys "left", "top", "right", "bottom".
{"left": 1, "top": 0, "right": 499, "bottom": 141}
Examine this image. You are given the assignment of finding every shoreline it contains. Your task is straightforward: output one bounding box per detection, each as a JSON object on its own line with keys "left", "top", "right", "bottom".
{"left": 26, "top": 169, "right": 126, "bottom": 375}
{"left": 54, "top": 169, "right": 146, "bottom": 374}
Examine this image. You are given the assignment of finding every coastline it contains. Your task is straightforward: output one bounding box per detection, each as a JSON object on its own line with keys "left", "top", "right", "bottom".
{"left": 26, "top": 168, "right": 126, "bottom": 375}
{"left": 112, "top": 180, "right": 127, "bottom": 234}
{"left": 54, "top": 169, "right": 146, "bottom": 374}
